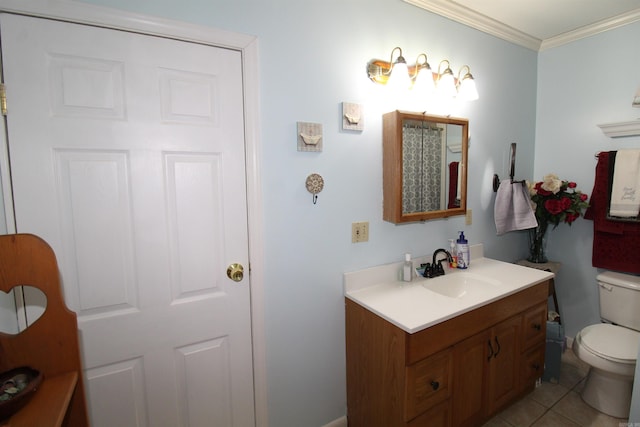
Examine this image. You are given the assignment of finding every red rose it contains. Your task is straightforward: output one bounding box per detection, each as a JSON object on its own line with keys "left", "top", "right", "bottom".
{"left": 561, "top": 197, "right": 572, "bottom": 209}
{"left": 580, "top": 193, "right": 588, "bottom": 201}
{"left": 568, "top": 182, "right": 577, "bottom": 188}
{"left": 544, "top": 199, "right": 564, "bottom": 215}
{"left": 565, "top": 213, "right": 579, "bottom": 223}
{"left": 535, "top": 182, "right": 552, "bottom": 196}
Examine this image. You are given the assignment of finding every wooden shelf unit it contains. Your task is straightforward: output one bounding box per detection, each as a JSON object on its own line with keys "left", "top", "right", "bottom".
{"left": 0, "top": 234, "right": 89, "bottom": 426}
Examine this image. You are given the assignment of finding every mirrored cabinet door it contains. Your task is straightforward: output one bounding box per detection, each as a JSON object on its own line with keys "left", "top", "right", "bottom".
{"left": 383, "top": 110, "right": 468, "bottom": 223}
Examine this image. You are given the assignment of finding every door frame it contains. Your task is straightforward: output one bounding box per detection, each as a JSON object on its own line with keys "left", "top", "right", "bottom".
{"left": 0, "top": 1, "right": 267, "bottom": 425}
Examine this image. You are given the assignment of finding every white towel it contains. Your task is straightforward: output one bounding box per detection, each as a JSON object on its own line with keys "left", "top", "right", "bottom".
{"left": 610, "top": 149, "right": 640, "bottom": 217}
{"left": 494, "top": 180, "right": 538, "bottom": 235}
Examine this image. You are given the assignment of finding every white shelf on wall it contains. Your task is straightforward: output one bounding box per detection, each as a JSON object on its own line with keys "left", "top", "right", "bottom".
{"left": 597, "top": 120, "right": 640, "bottom": 138}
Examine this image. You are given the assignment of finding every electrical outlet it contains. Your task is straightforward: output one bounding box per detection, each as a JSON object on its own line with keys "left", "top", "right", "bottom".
{"left": 352, "top": 221, "right": 369, "bottom": 243}
{"left": 465, "top": 209, "right": 473, "bottom": 225}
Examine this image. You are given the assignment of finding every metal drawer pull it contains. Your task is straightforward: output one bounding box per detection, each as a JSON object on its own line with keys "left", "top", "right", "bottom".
{"left": 430, "top": 380, "right": 440, "bottom": 391}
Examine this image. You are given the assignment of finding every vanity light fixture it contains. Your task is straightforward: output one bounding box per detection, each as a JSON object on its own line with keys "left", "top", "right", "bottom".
{"left": 412, "top": 53, "right": 435, "bottom": 95}
{"left": 366, "top": 47, "right": 478, "bottom": 100}
{"left": 436, "top": 60, "right": 457, "bottom": 98}
{"left": 456, "top": 65, "right": 479, "bottom": 101}
{"left": 386, "top": 47, "right": 412, "bottom": 90}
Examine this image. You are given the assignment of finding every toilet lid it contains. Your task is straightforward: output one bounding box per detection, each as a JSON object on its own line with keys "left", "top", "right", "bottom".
{"left": 580, "top": 324, "right": 640, "bottom": 363}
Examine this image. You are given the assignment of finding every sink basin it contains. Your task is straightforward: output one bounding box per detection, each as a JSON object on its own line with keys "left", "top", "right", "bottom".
{"left": 422, "top": 272, "right": 503, "bottom": 299}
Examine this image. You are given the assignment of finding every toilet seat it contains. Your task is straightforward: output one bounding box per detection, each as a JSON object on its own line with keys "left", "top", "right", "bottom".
{"left": 579, "top": 324, "right": 639, "bottom": 364}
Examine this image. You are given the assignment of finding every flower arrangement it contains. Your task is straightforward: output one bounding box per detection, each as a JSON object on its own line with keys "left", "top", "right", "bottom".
{"left": 527, "top": 173, "right": 589, "bottom": 228}
{"left": 525, "top": 174, "right": 589, "bottom": 263}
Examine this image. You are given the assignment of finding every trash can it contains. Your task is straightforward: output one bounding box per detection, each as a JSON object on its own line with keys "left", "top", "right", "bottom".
{"left": 542, "top": 320, "right": 565, "bottom": 383}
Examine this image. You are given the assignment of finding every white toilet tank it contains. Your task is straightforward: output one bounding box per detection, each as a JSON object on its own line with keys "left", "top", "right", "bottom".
{"left": 598, "top": 271, "right": 640, "bottom": 331}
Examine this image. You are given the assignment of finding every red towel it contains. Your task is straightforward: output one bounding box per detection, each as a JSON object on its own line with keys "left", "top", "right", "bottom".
{"left": 585, "top": 151, "right": 640, "bottom": 273}
{"left": 448, "top": 161, "right": 459, "bottom": 209}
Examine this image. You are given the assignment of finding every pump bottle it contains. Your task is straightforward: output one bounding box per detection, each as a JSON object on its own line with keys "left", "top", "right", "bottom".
{"left": 456, "top": 232, "right": 469, "bottom": 269}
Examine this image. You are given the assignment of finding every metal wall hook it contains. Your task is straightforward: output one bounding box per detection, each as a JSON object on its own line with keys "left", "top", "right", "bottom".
{"left": 306, "top": 173, "right": 324, "bottom": 204}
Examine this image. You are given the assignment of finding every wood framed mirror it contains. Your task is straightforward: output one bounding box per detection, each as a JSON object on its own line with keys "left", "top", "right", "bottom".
{"left": 383, "top": 110, "right": 468, "bottom": 223}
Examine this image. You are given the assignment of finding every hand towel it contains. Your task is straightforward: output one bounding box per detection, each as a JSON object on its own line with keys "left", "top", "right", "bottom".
{"left": 609, "top": 149, "right": 640, "bottom": 217}
{"left": 494, "top": 179, "right": 538, "bottom": 235}
{"left": 585, "top": 151, "right": 640, "bottom": 274}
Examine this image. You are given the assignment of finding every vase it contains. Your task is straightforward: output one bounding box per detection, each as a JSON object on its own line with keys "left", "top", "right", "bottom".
{"left": 527, "top": 221, "right": 549, "bottom": 263}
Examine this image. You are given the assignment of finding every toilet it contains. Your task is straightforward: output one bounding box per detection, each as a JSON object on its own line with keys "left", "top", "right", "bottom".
{"left": 572, "top": 271, "right": 640, "bottom": 418}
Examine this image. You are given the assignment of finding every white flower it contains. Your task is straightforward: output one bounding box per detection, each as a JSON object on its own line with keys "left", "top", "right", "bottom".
{"left": 541, "top": 173, "right": 562, "bottom": 194}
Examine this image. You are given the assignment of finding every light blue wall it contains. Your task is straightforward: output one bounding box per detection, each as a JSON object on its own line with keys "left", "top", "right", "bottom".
{"left": 75, "top": 0, "right": 538, "bottom": 425}
{"left": 536, "top": 22, "right": 640, "bottom": 339}
{"left": 537, "top": 22, "right": 640, "bottom": 422}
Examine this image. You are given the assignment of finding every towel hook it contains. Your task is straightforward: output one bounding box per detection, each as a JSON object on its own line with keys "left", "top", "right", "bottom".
{"left": 493, "top": 143, "right": 525, "bottom": 192}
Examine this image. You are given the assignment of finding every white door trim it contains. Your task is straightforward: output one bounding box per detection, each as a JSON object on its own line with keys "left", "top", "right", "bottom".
{"left": 0, "top": 1, "right": 267, "bottom": 426}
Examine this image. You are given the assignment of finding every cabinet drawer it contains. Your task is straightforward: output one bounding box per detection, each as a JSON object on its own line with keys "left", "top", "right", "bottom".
{"left": 405, "top": 349, "right": 452, "bottom": 421}
{"left": 521, "top": 304, "right": 547, "bottom": 351}
{"left": 406, "top": 399, "right": 451, "bottom": 427}
{"left": 520, "top": 344, "right": 545, "bottom": 389}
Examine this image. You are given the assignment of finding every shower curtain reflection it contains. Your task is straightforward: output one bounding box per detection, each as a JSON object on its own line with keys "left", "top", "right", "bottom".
{"left": 402, "top": 121, "right": 445, "bottom": 213}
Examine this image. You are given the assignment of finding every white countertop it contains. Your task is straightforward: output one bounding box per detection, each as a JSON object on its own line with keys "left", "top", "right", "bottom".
{"left": 344, "top": 256, "right": 554, "bottom": 334}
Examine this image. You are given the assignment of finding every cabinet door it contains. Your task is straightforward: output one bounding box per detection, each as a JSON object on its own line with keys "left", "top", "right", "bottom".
{"left": 487, "top": 316, "right": 521, "bottom": 414}
{"left": 452, "top": 330, "right": 490, "bottom": 426}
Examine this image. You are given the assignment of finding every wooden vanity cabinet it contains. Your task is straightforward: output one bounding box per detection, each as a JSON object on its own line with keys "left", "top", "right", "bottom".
{"left": 345, "top": 280, "right": 549, "bottom": 427}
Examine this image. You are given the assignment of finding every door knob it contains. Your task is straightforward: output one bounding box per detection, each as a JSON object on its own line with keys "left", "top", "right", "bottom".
{"left": 227, "top": 263, "right": 244, "bottom": 282}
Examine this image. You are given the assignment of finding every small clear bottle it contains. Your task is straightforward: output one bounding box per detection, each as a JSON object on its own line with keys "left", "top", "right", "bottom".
{"left": 448, "top": 239, "right": 457, "bottom": 268}
{"left": 403, "top": 253, "right": 412, "bottom": 282}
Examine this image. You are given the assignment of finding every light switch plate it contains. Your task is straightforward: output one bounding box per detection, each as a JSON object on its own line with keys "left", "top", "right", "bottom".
{"left": 352, "top": 221, "right": 369, "bottom": 243}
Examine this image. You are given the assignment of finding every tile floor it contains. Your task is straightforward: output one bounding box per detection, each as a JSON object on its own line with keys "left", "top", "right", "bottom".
{"left": 483, "top": 347, "right": 630, "bottom": 427}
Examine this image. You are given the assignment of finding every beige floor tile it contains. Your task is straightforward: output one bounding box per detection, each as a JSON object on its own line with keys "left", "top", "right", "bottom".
{"left": 551, "top": 391, "right": 627, "bottom": 426}
{"left": 482, "top": 416, "right": 513, "bottom": 427}
{"left": 497, "top": 397, "right": 546, "bottom": 427}
{"left": 528, "top": 381, "right": 570, "bottom": 408}
{"left": 558, "top": 363, "right": 588, "bottom": 389}
{"left": 531, "top": 410, "right": 581, "bottom": 427}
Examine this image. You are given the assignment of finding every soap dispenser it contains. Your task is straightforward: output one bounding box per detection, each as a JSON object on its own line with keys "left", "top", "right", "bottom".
{"left": 456, "top": 232, "right": 469, "bottom": 269}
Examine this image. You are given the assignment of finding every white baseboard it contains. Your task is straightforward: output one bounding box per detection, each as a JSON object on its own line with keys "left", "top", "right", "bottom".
{"left": 322, "top": 415, "right": 347, "bottom": 427}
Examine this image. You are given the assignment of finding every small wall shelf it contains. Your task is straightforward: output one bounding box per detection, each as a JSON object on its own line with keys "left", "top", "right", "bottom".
{"left": 597, "top": 120, "right": 640, "bottom": 138}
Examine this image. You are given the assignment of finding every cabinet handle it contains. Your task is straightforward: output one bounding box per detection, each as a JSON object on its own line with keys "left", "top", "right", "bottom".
{"left": 487, "top": 340, "right": 494, "bottom": 361}
{"left": 532, "top": 363, "right": 540, "bottom": 371}
{"left": 430, "top": 380, "right": 440, "bottom": 391}
{"left": 532, "top": 323, "right": 541, "bottom": 331}
{"left": 494, "top": 336, "right": 501, "bottom": 358}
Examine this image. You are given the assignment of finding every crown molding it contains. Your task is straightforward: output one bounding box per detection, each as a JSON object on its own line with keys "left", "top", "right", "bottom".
{"left": 540, "top": 9, "right": 640, "bottom": 50}
{"left": 404, "top": 0, "right": 640, "bottom": 52}
{"left": 403, "top": 0, "right": 541, "bottom": 51}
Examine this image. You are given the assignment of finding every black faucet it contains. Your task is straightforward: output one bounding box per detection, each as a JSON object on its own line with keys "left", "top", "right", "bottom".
{"left": 431, "top": 249, "right": 453, "bottom": 277}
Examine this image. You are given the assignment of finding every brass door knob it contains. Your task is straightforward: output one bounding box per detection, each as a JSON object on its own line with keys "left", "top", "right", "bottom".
{"left": 227, "top": 263, "right": 244, "bottom": 282}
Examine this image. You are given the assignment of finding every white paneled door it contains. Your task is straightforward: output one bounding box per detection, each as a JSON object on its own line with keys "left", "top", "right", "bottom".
{"left": 0, "top": 13, "right": 255, "bottom": 426}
